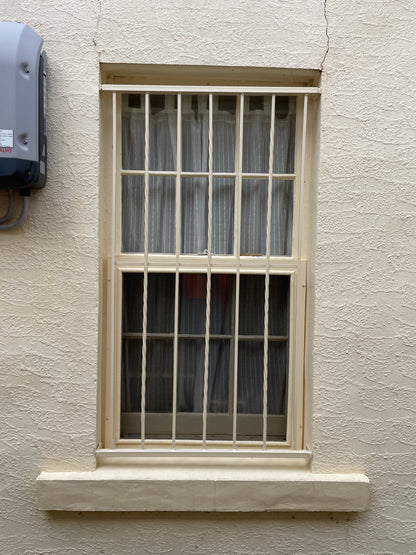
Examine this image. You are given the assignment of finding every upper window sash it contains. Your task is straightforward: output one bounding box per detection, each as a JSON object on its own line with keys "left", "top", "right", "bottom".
{"left": 112, "top": 89, "right": 314, "bottom": 261}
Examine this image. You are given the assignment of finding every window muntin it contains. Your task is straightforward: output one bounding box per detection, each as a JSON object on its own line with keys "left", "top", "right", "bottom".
{"left": 105, "top": 85, "right": 313, "bottom": 452}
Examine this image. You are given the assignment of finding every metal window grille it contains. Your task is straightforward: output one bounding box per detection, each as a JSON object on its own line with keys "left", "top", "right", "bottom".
{"left": 102, "top": 84, "right": 318, "bottom": 454}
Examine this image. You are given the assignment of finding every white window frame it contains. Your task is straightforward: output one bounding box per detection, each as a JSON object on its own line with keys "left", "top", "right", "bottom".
{"left": 100, "top": 82, "right": 320, "bottom": 458}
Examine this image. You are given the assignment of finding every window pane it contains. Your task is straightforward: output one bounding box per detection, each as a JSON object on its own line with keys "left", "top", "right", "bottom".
{"left": 149, "top": 94, "right": 177, "bottom": 171}
{"left": 240, "top": 179, "right": 267, "bottom": 255}
{"left": 181, "top": 177, "right": 234, "bottom": 255}
{"left": 236, "top": 341, "right": 288, "bottom": 441}
{"left": 122, "top": 94, "right": 145, "bottom": 170}
{"left": 182, "top": 95, "right": 208, "bottom": 172}
{"left": 120, "top": 338, "right": 175, "bottom": 440}
{"left": 122, "top": 273, "right": 143, "bottom": 333}
{"left": 179, "top": 274, "right": 207, "bottom": 335}
{"left": 145, "top": 339, "right": 173, "bottom": 414}
{"left": 147, "top": 273, "right": 175, "bottom": 333}
{"left": 207, "top": 339, "right": 230, "bottom": 413}
{"left": 210, "top": 274, "right": 234, "bottom": 335}
{"left": 122, "top": 176, "right": 176, "bottom": 254}
{"left": 240, "top": 179, "right": 293, "bottom": 256}
{"left": 267, "top": 342, "right": 287, "bottom": 416}
{"left": 148, "top": 176, "right": 176, "bottom": 253}
{"left": 213, "top": 178, "right": 234, "bottom": 254}
{"left": 237, "top": 340, "right": 263, "bottom": 415}
{"left": 121, "top": 175, "right": 144, "bottom": 253}
{"left": 242, "top": 96, "right": 271, "bottom": 174}
{"left": 177, "top": 338, "right": 204, "bottom": 425}
{"left": 122, "top": 273, "right": 176, "bottom": 335}
{"left": 181, "top": 177, "right": 208, "bottom": 254}
{"left": 178, "top": 273, "right": 235, "bottom": 336}
{"left": 239, "top": 274, "right": 265, "bottom": 336}
{"left": 270, "top": 180, "right": 293, "bottom": 256}
{"left": 121, "top": 338, "right": 142, "bottom": 415}
{"left": 273, "top": 96, "right": 296, "bottom": 174}
{"left": 269, "top": 275, "right": 290, "bottom": 336}
{"left": 242, "top": 95, "right": 296, "bottom": 175}
{"left": 206, "top": 340, "right": 232, "bottom": 440}
{"left": 213, "top": 95, "right": 236, "bottom": 173}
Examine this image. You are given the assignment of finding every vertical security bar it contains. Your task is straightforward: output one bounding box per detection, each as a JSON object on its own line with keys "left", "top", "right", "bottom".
{"left": 202, "top": 94, "right": 214, "bottom": 446}
{"left": 263, "top": 95, "right": 276, "bottom": 448}
{"left": 232, "top": 94, "right": 244, "bottom": 447}
{"left": 172, "top": 94, "right": 182, "bottom": 447}
{"left": 140, "top": 93, "right": 150, "bottom": 448}
{"left": 292, "top": 94, "right": 308, "bottom": 449}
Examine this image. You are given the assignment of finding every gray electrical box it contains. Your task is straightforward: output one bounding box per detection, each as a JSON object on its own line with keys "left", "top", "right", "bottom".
{"left": 0, "top": 22, "right": 46, "bottom": 192}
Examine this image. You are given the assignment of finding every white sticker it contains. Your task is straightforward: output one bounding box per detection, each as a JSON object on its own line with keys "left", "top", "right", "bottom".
{"left": 0, "top": 129, "right": 13, "bottom": 148}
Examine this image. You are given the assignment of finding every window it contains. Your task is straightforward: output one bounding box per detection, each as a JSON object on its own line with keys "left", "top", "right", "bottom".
{"left": 37, "top": 74, "right": 369, "bottom": 513}
{"left": 101, "top": 78, "right": 318, "bottom": 455}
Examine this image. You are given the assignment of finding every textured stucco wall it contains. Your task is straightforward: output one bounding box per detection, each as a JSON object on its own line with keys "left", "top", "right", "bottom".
{"left": 0, "top": 0, "right": 415, "bottom": 553}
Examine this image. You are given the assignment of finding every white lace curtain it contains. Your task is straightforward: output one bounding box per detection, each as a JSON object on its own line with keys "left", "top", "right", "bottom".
{"left": 121, "top": 94, "right": 295, "bottom": 256}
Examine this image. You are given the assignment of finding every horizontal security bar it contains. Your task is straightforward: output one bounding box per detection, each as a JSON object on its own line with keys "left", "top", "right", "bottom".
{"left": 102, "top": 84, "right": 321, "bottom": 95}
{"left": 122, "top": 332, "right": 289, "bottom": 341}
{"left": 120, "top": 170, "right": 296, "bottom": 180}
{"left": 96, "top": 448, "right": 313, "bottom": 459}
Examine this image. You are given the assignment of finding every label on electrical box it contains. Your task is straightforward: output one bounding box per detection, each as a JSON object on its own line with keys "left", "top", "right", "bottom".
{"left": 0, "top": 129, "right": 13, "bottom": 148}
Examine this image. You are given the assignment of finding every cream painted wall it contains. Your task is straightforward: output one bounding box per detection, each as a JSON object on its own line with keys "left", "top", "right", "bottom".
{"left": 0, "top": 0, "right": 415, "bottom": 553}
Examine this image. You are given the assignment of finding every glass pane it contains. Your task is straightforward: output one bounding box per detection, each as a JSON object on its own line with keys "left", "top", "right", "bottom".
{"left": 237, "top": 340, "right": 263, "bottom": 415}
{"left": 120, "top": 338, "right": 142, "bottom": 414}
{"left": 240, "top": 179, "right": 293, "bottom": 256}
{"left": 122, "top": 273, "right": 143, "bottom": 333}
{"left": 177, "top": 338, "right": 205, "bottom": 432}
{"left": 206, "top": 339, "right": 232, "bottom": 440}
{"left": 242, "top": 96, "right": 271, "bottom": 174}
{"left": 236, "top": 340, "right": 263, "bottom": 441}
{"left": 242, "top": 96, "right": 296, "bottom": 175}
{"left": 120, "top": 338, "right": 174, "bottom": 440}
{"left": 213, "top": 96, "right": 236, "bottom": 172}
{"left": 239, "top": 275, "right": 265, "bottom": 336}
{"left": 207, "top": 339, "right": 230, "bottom": 413}
{"left": 213, "top": 178, "right": 234, "bottom": 255}
{"left": 146, "top": 339, "right": 173, "bottom": 413}
{"left": 147, "top": 273, "right": 175, "bottom": 333}
{"left": 148, "top": 176, "right": 175, "bottom": 253}
{"left": 210, "top": 274, "right": 234, "bottom": 335}
{"left": 240, "top": 179, "right": 267, "bottom": 255}
{"left": 270, "top": 180, "right": 293, "bottom": 256}
{"left": 179, "top": 274, "right": 207, "bottom": 335}
{"left": 149, "top": 94, "right": 177, "bottom": 171}
{"left": 273, "top": 96, "right": 296, "bottom": 174}
{"left": 122, "top": 176, "right": 176, "bottom": 254}
{"left": 182, "top": 95, "right": 209, "bottom": 172}
{"left": 269, "top": 275, "right": 290, "bottom": 336}
{"left": 121, "top": 175, "right": 144, "bottom": 253}
{"left": 181, "top": 177, "right": 208, "bottom": 254}
{"left": 267, "top": 342, "right": 287, "bottom": 416}
{"left": 122, "top": 94, "right": 145, "bottom": 170}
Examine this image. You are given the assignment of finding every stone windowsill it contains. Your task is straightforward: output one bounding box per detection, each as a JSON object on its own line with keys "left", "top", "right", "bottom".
{"left": 37, "top": 457, "right": 369, "bottom": 512}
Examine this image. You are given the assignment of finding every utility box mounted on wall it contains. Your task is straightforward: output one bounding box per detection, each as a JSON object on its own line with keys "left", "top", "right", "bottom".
{"left": 0, "top": 22, "right": 46, "bottom": 192}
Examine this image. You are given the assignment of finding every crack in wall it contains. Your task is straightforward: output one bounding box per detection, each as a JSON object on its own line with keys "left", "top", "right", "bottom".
{"left": 92, "top": 0, "right": 102, "bottom": 61}
{"left": 320, "top": 0, "right": 330, "bottom": 71}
